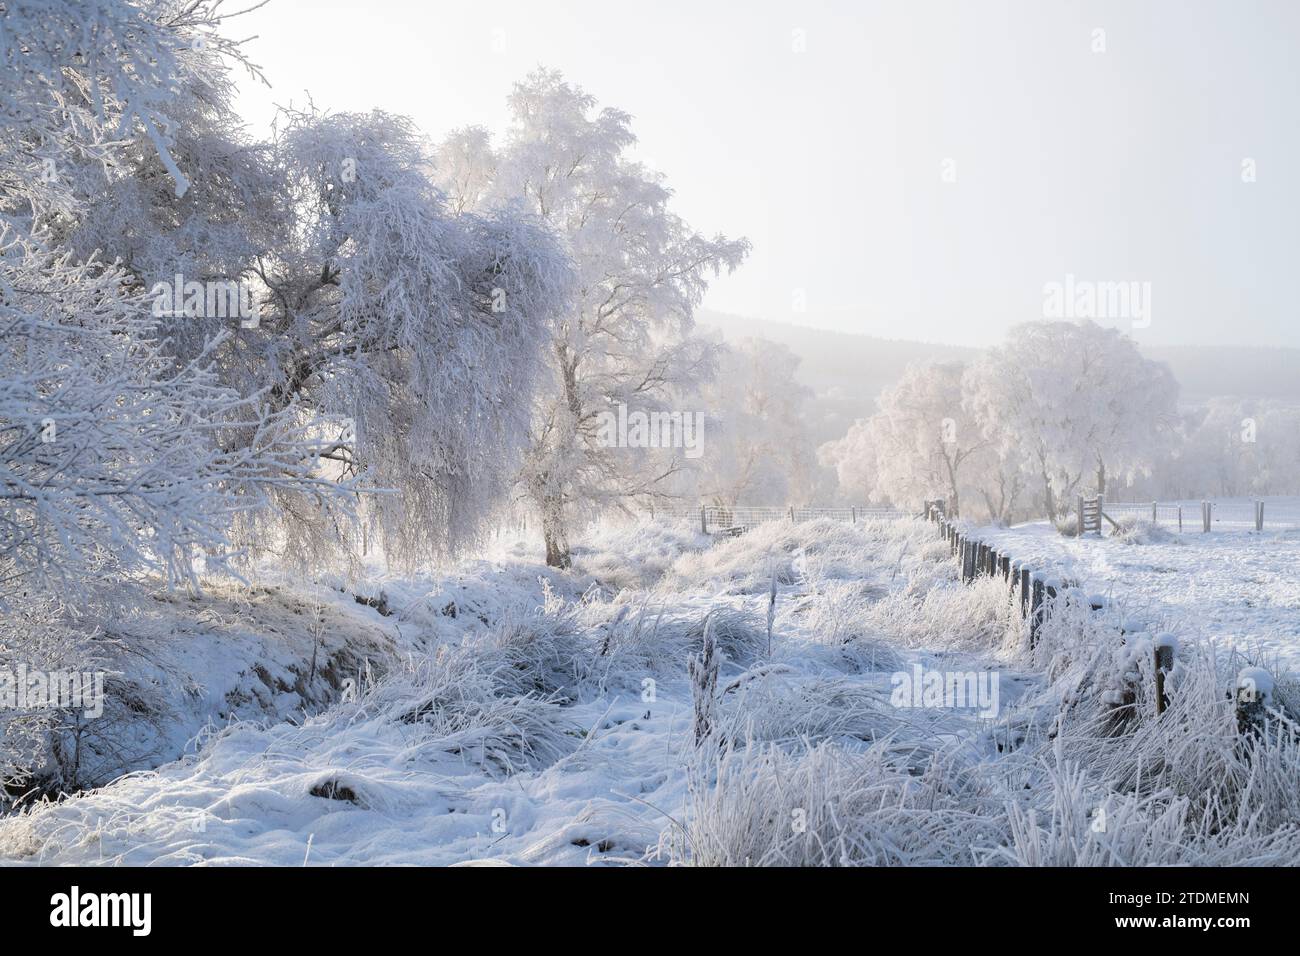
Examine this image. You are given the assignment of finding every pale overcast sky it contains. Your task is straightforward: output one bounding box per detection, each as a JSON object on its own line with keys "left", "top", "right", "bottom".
{"left": 234, "top": 0, "right": 1300, "bottom": 348}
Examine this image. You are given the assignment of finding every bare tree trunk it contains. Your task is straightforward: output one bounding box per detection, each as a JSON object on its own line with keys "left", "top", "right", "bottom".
{"left": 542, "top": 504, "right": 571, "bottom": 569}
{"left": 943, "top": 453, "right": 961, "bottom": 519}
{"left": 1096, "top": 457, "right": 1106, "bottom": 497}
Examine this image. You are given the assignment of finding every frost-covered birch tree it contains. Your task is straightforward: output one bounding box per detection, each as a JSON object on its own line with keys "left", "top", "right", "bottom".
{"left": 1, "top": 0, "right": 260, "bottom": 220}
{"left": 866, "top": 362, "right": 985, "bottom": 517}
{"left": 437, "top": 70, "right": 749, "bottom": 566}
{"left": 0, "top": 0, "right": 359, "bottom": 595}
{"left": 818, "top": 419, "right": 881, "bottom": 505}
{"left": 965, "top": 320, "right": 1177, "bottom": 519}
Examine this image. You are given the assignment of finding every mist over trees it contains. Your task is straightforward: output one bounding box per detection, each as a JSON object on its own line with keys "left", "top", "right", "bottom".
{"left": 672, "top": 336, "right": 818, "bottom": 508}
{"left": 819, "top": 320, "right": 1298, "bottom": 523}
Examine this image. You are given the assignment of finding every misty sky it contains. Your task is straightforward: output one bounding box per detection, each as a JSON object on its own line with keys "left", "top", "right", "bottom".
{"left": 234, "top": 0, "right": 1300, "bottom": 348}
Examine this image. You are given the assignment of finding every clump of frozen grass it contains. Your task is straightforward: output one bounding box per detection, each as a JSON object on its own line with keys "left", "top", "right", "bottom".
{"left": 657, "top": 737, "right": 1003, "bottom": 866}
{"left": 579, "top": 583, "right": 767, "bottom": 670}
{"left": 1111, "top": 517, "right": 1178, "bottom": 545}
{"left": 380, "top": 650, "right": 575, "bottom": 775}
{"left": 682, "top": 607, "right": 767, "bottom": 668}
{"left": 462, "top": 605, "right": 592, "bottom": 704}
{"left": 860, "top": 575, "right": 1019, "bottom": 654}
{"left": 718, "top": 671, "right": 912, "bottom": 749}
{"left": 1054, "top": 514, "right": 1082, "bottom": 537}
{"left": 571, "top": 517, "right": 710, "bottom": 591}
{"left": 800, "top": 578, "right": 884, "bottom": 646}
{"left": 664, "top": 518, "right": 933, "bottom": 594}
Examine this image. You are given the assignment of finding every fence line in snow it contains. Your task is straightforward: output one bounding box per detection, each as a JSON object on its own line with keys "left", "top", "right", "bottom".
{"left": 656, "top": 497, "right": 1296, "bottom": 537}
{"left": 924, "top": 501, "right": 1274, "bottom": 735}
{"left": 1099, "top": 498, "right": 1297, "bottom": 532}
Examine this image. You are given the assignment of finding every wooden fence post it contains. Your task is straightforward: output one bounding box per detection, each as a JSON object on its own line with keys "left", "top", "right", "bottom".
{"left": 1151, "top": 501, "right": 1157, "bottom": 522}
{"left": 1078, "top": 495, "right": 1085, "bottom": 536}
{"left": 1178, "top": 505, "right": 1183, "bottom": 533}
{"left": 1255, "top": 500, "right": 1264, "bottom": 532}
{"left": 1154, "top": 635, "right": 1176, "bottom": 716}
{"left": 1020, "top": 567, "right": 1031, "bottom": 617}
{"left": 1202, "top": 500, "right": 1211, "bottom": 533}
{"left": 789, "top": 506, "right": 795, "bottom": 523}
{"left": 1029, "top": 577, "right": 1045, "bottom": 646}
{"left": 851, "top": 506, "right": 857, "bottom": 525}
{"left": 700, "top": 505, "right": 707, "bottom": 534}
{"left": 1234, "top": 667, "right": 1273, "bottom": 739}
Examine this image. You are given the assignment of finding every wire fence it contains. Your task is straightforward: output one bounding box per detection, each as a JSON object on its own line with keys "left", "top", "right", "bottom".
{"left": 651, "top": 504, "right": 913, "bottom": 534}
{"left": 1101, "top": 498, "right": 1300, "bottom": 532}
{"left": 651, "top": 497, "right": 1300, "bottom": 536}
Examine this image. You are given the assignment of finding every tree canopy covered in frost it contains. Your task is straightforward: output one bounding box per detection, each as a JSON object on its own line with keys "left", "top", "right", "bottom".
{"left": 0, "top": 0, "right": 259, "bottom": 218}
{"left": 436, "top": 70, "right": 749, "bottom": 565}
{"left": 1, "top": 0, "right": 575, "bottom": 595}
{"left": 868, "top": 361, "right": 985, "bottom": 519}
{"left": 821, "top": 321, "right": 1178, "bottom": 523}
{"left": 965, "top": 321, "right": 1178, "bottom": 519}
{"left": 239, "top": 108, "right": 572, "bottom": 565}
{"left": 0, "top": 231, "right": 354, "bottom": 595}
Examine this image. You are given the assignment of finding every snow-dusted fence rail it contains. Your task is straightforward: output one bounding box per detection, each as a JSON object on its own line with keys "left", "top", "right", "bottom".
{"left": 926, "top": 501, "right": 1277, "bottom": 734}
{"left": 653, "top": 504, "right": 911, "bottom": 535}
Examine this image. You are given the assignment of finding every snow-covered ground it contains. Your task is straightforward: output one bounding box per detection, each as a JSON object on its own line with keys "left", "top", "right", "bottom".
{"left": 1, "top": 517, "right": 1298, "bottom": 866}
{"left": 973, "top": 504, "right": 1300, "bottom": 677}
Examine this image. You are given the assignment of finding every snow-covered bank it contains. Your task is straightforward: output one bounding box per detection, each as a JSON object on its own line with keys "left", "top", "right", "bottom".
{"left": 0, "top": 583, "right": 403, "bottom": 806}
{"left": 2, "top": 517, "right": 1298, "bottom": 866}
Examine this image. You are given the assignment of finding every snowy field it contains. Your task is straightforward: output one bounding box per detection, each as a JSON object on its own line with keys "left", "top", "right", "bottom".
{"left": 974, "top": 501, "right": 1300, "bottom": 676}
{"left": 1, "top": 516, "right": 1298, "bottom": 867}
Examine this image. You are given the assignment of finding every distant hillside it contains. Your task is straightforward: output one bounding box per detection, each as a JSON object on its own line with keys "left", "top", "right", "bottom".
{"left": 1142, "top": 345, "right": 1300, "bottom": 404}
{"left": 699, "top": 310, "right": 1300, "bottom": 446}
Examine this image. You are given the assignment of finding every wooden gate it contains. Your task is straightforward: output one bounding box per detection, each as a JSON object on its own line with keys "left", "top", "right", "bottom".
{"left": 1078, "top": 494, "right": 1103, "bottom": 535}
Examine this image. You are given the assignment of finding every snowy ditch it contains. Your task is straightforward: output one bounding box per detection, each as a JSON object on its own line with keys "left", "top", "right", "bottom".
{"left": 0, "top": 516, "right": 1298, "bottom": 866}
